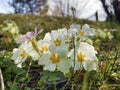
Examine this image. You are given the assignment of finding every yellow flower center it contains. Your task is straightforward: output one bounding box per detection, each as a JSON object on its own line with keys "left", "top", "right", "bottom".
{"left": 54, "top": 38, "right": 61, "bottom": 46}
{"left": 77, "top": 52, "right": 86, "bottom": 62}
{"left": 65, "top": 35, "right": 69, "bottom": 40}
{"left": 20, "top": 51, "right": 26, "bottom": 59}
{"left": 49, "top": 53, "right": 60, "bottom": 64}
{"left": 40, "top": 45, "right": 49, "bottom": 53}
{"left": 78, "top": 30, "right": 85, "bottom": 36}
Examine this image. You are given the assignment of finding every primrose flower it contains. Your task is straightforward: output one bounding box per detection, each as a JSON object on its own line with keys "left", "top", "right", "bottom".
{"left": 16, "top": 28, "right": 43, "bottom": 44}
{"left": 51, "top": 30, "right": 66, "bottom": 46}
{"left": 69, "top": 24, "right": 95, "bottom": 38}
{"left": 28, "top": 48, "right": 40, "bottom": 61}
{"left": 16, "top": 32, "right": 36, "bottom": 44}
{"left": 11, "top": 41, "right": 39, "bottom": 67}
{"left": 57, "top": 28, "right": 71, "bottom": 42}
{"left": 106, "top": 32, "right": 113, "bottom": 40}
{"left": 69, "top": 42, "right": 98, "bottom": 71}
{"left": 2, "top": 20, "right": 19, "bottom": 39}
{"left": 11, "top": 42, "right": 31, "bottom": 67}
{"left": 37, "top": 39, "right": 50, "bottom": 55}
{"left": 38, "top": 44, "right": 71, "bottom": 73}
{"left": 81, "top": 24, "right": 95, "bottom": 36}
{"left": 43, "top": 30, "right": 68, "bottom": 47}
{"left": 96, "top": 29, "right": 106, "bottom": 39}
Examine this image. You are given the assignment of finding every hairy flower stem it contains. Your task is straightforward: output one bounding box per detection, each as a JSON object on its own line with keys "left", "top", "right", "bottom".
{"left": 26, "top": 60, "right": 32, "bottom": 77}
{"left": 73, "top": 36, "right": 76, "bottom": 75}
{"left": 31, "top": 38, "right": 41, "bottom": 56}
{"left": 69, "top": 36, "right": 76, "bottom": 78}
{"left": 53, "top": 81, "right": 57, "bottom": 90}
{"left": 0, "top": 68, "right": 5, "bottom": 90}
{"left": 82, "top": 71, "right": 89, "bottom": 90}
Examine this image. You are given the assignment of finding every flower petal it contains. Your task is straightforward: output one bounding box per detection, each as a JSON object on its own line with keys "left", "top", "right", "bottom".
{"left": 44, "top": 64, "right": 56, "bottom": 71}
{"left": 83, "top": 60, "right": 97, "bottom": 71}
{"left": 57, "top": 60, "right": 71, "bottom": 73}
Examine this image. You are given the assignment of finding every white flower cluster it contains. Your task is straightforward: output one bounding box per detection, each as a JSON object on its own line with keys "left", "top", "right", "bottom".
{"left": 96, "top": 29, "right": 113, "bottom": 40}
{"left": 11, "top": 24, "right": 98, "bottom": 73}
{"left": 2, "top": 20, "right": 19, "bottom": 39}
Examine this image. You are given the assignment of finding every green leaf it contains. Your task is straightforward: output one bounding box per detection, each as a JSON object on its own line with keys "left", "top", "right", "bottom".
{"left": 16, "top": 68, "right": 25, "bottom": 75}
{"left": 10, "top": 83, "right": 21, "bottom": 90}
{"left": 37, "top": 77, "right": 45, "bottom": 87}
{"left": 41, "top": 71, "right": 61, "bottom": 82}
{"left": 24, "top": 87, "right": 33, "bottom": 90}
{"left": 47, "top": 74, "right": 60, "bottom": 82}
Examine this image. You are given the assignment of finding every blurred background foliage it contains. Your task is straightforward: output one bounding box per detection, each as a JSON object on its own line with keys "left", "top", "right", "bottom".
{"left": 0, "top": 14, "right": 120, "bottom": 33}
{"left": 0, "top": 14, "right": 120, "bottom": 51}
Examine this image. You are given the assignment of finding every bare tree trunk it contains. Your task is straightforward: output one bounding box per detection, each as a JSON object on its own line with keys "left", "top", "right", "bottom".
{"left": 95, "top": 11, "right": 98, "bottom": 21}
{"left": 100, "top": 0, "right": 113, "bottom": 21}
{"left": 113, "top": 0, "right": 120, "bottom": 23}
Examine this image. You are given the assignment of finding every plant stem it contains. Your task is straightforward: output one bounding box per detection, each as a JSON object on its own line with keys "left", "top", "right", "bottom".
{"left": 60, "top": 36, "right": 76, "bottom": 90}
{"left": 53, "top": 81, "right": 57, "bottom": 90}
{"left": 0, "top": 68, "right": 5, "bottom": 90}
{"left": 26, "top": 60, "right": 32, "bottom": 77}
{"left": 73, "top": 37, "right": 76, "bottom": 73}
{"left": 82, "top": 71, "right": 89, "bottom": 90}
{"left": 89, "top": 81, "right": 93, "bottom": 90}
{"left": 11, "top": 75, "right": 17, "bottom": 90}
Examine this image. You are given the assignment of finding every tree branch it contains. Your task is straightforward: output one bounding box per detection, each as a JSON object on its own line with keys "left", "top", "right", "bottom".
{"left": 0, "top": 68, "right": 5, "bottom": 90}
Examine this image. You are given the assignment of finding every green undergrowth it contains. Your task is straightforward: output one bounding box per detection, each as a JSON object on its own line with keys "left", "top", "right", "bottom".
{"left": 0, "top": 14, "right": 120, "bottom": 51}
{"left": 0, "top": 14, "right": 120, "bottom": 58}
{"left": 0, "top": 14, "right": 120, "bottom": 50}
{"left": 0, "top": 14, "right": 120, "bottom": 33}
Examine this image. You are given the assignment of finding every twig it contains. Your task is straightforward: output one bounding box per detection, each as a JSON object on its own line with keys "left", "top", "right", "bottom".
{"left": 0, "top": 68, "right": 5, "bottom": 90}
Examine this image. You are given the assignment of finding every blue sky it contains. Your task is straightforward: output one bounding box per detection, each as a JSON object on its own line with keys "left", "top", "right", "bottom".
{"left": 0, "top": 0, "right": 14, "bottom": 13}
